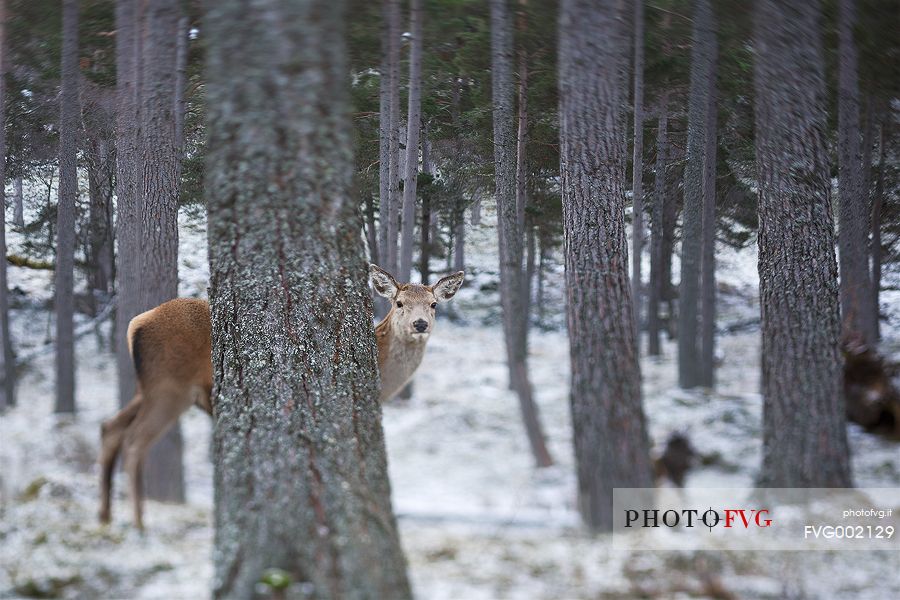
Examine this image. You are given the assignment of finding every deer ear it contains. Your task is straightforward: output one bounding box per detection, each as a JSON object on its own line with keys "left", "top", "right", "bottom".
{"left": 369, "top": 264, "right": 399, "bottom": 298}
{"left": 433, "top": 271, "right": 465, "bottom": 302}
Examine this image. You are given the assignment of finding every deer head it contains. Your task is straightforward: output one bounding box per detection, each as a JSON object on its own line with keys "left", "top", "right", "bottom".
{"left": 369, "top": 264, "right": 465, "bottom": 343}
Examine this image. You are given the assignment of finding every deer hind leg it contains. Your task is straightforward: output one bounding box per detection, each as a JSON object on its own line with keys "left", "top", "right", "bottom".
{"left": 121, "top": 383, "right": 193, "bottom": 531}
{"left": 99, "top": 392, "right": 143, "bottom": 524}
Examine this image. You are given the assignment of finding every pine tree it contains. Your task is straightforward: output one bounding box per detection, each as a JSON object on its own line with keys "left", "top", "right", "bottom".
{"left": 559, "top": 0, "right": 653, "bottom": 529}
{"left": 205, "top": 0, "right": 412, "bottom": 596}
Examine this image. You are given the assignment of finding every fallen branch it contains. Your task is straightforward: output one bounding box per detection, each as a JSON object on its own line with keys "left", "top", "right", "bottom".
{"left": 7, "top": 255, "right": 54, "bottom": 270}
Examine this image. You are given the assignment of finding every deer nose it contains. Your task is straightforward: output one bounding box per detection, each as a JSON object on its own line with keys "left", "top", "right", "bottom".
{"left": 413, "top": 319, "right": 428, "bottom": 333}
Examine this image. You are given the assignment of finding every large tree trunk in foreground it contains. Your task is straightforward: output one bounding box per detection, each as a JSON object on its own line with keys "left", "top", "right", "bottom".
{"left": 399, "top": 0, "right": 423, "bottom": 283}
{"left": 677, "top": 0, "right": 715, "bottom": 389}
{"left": 55, "top": 0, "right": 78, "bottom": 414}
{"left": 115, "top": 0, "right": 141, "bottom": 409}
{"left": 837, "top": 0, "right": 875, "bottom": 348}
{"left": 87, "top": 138, "right": 115, "bottom": 303}
{"left": 754, "top": 0, "right": 852, "bottom": 488}
{"left": 559, "top": 0, "right": 653, "bottom": 530}
{"left": 631, "top": 0, "right": 645, "bottom": 336}
{"left": 647, "top": 93, "right": 668, "bottom": 357}
{"left": 492, "top": 0, "right": 552, "bottom": 468}
{"left": 0, "top": 0, "right": 15, "bottom": 409}
{"left": 698, "top": 6, "right": 718, "bottom": 388}
{"left": 138, "top": 0, "right": 184, "bottom": 503}
{"left": 205, "top": 1, "right": 411, "bottom": 597}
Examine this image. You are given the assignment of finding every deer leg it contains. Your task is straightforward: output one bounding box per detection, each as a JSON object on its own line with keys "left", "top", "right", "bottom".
{"left": 121, "top": 385, "right": 192, "bottom": 531}
{"left": 99, "top": 392, "right": 143, "bottom": 524}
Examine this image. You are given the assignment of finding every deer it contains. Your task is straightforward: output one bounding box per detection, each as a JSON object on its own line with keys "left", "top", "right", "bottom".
{"left": 98, "top": 265, "right": 464, "bottom": 529}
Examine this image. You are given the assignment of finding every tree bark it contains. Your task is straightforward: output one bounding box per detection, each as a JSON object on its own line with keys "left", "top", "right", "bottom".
{"left": 871, "top": 120, "right": 885, "bottom": 341}
{"left": 631, "top": 0, "right": 645, "bottom": 336}
{"left": 205, "top": 0, "right": 412, "bottom": 596}
{"left": 55, "top": 0, "right": 78, "bottom": 414}
{"left": 378, "top": 0, "right": 391, "bottom": 269}
{"left": 174, "top": 13, "right": 188, "bottom": 161}
{"left": 515, "top": 1, "right": 530, "bottom": 340}
{"left": 647, "top": 93, "right": 668, "bottom": 357}
{"left": 115, "top": 0, "right": 141, "bottom": 410}
{"left": 837, "top": 0, "right": 875, "bottom": 347}
{"left": 0, "top": 0, "right": 15, "bottom": 409}
{"left": 492, "top": 0, "right": 552, "bottom": 468}
{"left": 399, "top": 0, "right": 423, "bottom": 283}
{"left": 139, "top": 0, "right": 184, "bottom": 503}
{"left": 559, "top": 0, "right": 653, "bottom": 529}
{"left": 386, "top": 0, "right": 401, "bottom": 275}
{"left": 698, "top": 7, "right": 718, "bottom": 388}
{"left": 419, "top": 131, "right": 432, "bottom": 284}
{"left": 87, "top": 138, "right": 115, "bottom": 302}
{"left": 754, "top": 0, "right": 852, "bottom": 488}
{"left": 677, "top": 0, "right": 715, "bottom": 389}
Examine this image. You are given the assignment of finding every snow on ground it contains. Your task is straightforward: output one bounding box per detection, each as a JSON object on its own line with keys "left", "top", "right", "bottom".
{"left": 1, "top": 199, "right": 899, "bottom": 599}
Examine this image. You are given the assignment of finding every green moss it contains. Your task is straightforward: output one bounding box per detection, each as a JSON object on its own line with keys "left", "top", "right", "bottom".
{"left": 260, "top": 568, "right": 292, "bottom": 590}
{"left": 19, "top": 477, "right": 49, "bottom": 502}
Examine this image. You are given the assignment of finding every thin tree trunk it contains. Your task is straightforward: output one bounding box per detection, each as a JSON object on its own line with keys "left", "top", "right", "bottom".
{"left": 515, "top": 2, "right": 530, "bottom": 342}
{"left": 698, "top": 9, "right": 718, "bottom": 388}
{"left": 754, "top": 0, "right": 852, "bottom": 488}
{"left": 378, "top": 0, "right": 391, "bottom": 269}
{"left": 678, "top": 0, "right": 715, "bottom": 389}
{"left": 492, "top": 0, "right": 552, "bottom": 468}
{"left": 453, "top": 218, "right": 465, "bottom": 273}
{"left": 386, "top": 0, "right": 401, "bottom": 276}
{"left": 524, "top": 222, "right": 535, "bottom": 326}
{"left": 174, "top": 13, "right": 188, "bottom": 161}
{"left": 837, "top": 0, "right": 875, "bottom": 347}
{"left": 419, "top": 131, "right": 432, "bottom": 284}
{"left": 0, "top": 0, "right": 15, "bottom": 409}
{"left": 138, "top": 0, "right": 184, "bottom": 503}
{"left": 365, "top": 193, "right": 379, "bottom": 264}
{"left": 536, "top": 236, "right": 545, "bottom": 325}
{"left": 631, "top": 0, "right": 645, "bottom": 336}
{"left": 115, "top": 0, "right": 141, "bottom": 410}
{"left": 662, "top": 155, "right": 680, "bottom": 339}
{"left": 55, "top": 0, "right": 78, "bottom": 414}
{"left": 13, "top": 176, "right": 24, "bottom": 228}
{"left": 647, "top": 93, "right": 668, "bottom": 357}
{"left": 399, "top": 0, "right": 423, "bottom": 283}
{"left": 205, "top": 1, "right": 412, "bottom": 596}
{"left": 871, "top": 120, "right": 885, "bottom": 341}
{"left": 87, "top": 138, "right": 114, "bottom": 302}
{"left": 559, "top": 0, "right": 653, "bottom": 529}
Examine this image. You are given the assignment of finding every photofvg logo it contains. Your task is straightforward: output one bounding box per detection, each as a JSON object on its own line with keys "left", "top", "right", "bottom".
{"left": 624, "top": 507, "right": 772, "bottom": 530}
{"left": 612, "top": 488, "right": 900, "bottom": 552}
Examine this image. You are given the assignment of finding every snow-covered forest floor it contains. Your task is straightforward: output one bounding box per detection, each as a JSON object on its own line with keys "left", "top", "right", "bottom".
{"left": 1, "top": 201, "right": 899, "bottom": 599}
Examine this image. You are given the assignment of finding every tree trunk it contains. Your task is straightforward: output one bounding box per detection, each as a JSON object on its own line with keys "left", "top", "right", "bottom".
{"left": 378, "top": 0, "right": 391, "bottom": 269}
{"left": 87, "top": 138, "right": 115, "bottom": 304}
{"left": 419, "top": 131, "right": 432, "bottom": 283}
{"left": 524, "top": 221, "right": 535, "bottom": 326}
{"left": 453, "top": 218, "right": 465, "bottom": 273}
{"left": 754, "top": 0, "right": 852, "bottom": 488}
{"left": 205, "top": 1, "right": 412, "bottom": 596}
{"left": 558, "top": 0, "right": 653, "bottom": 529}
{"left": 115, "top": 0, "right": 141, "bottom": 410}
{"left": 677, "top": 0, "right": 715, "bottom": 389}
{"left": 515, "top": 3, "right": 530, "bottom": 340}
{"left": 837, "top": 0, "right": 875, "bottom": 347}
{"left": 364, "top": 193, "right": 379, "bottom": 264}
{"left": 174, "top": 13, "right": 188, "bottom": 161}
{"left": 631, "top": 0, "right": 645, "bottom": 336}
{"left": 386, "top": 0, "right": 401, "bottom": 275}
{"left": 0, "top": 0, "right": 15, "bottom": 409}
{"left": 13, "top": 177, "right": 24, "bottom": 228}
{"left": 661, "top": 154, "right": 680, "bottom": 339}
{"left": 871, "top": 120, "right": 885, "bottom": 341}
{"left": 698, "top": 9, "right": 718, "bottom": 388}
{"left": 647, "top": 93, "right": 668, "bottom": 357}
{"left": 399, "top": 0, "right": 423, "bottom": 283}
{"left": 492, "top": 0, "right": 552, "bottom": 468}
{"left": 138, "top": 0, "right": 184, "bottom": 503}
{"left": 55, "top": 0, "right": 78, "bottom": 414}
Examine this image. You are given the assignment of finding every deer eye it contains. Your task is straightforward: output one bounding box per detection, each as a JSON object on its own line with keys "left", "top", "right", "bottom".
{"left": 430, "top": 302, "right": 437, "bottom": 309}
{"left": 396, "top": 301, "right": 403, "bottom": 308}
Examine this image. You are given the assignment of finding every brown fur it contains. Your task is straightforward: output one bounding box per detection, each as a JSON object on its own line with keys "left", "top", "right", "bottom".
{"left": 99, "top": 298, "right": 212, "bottom": 530}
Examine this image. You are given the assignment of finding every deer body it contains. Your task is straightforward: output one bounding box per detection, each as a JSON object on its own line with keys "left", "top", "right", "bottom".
{"left": 99, "top": 266, "right": 463, "bottom": 529}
